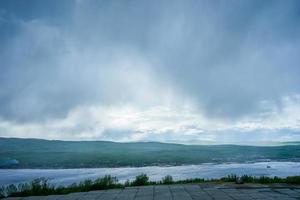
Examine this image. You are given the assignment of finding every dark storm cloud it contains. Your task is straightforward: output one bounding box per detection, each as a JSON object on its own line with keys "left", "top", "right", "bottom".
{"left": 0, "top": 0, "right": 300, "bottom": 122}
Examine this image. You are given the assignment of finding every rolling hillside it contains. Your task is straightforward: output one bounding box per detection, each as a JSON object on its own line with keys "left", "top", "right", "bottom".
{"left": 1, "top": 137, "right": 300, "bottom": 168}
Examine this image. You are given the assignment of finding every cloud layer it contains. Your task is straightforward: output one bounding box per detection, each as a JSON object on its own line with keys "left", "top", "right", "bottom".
{"left": 0, "top": 0, "right": 300, "bottom": 144}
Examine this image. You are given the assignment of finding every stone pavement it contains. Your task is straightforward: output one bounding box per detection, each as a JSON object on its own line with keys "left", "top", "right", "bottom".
{"left": 4, "top": 183, "right": 300, "bottom": 200}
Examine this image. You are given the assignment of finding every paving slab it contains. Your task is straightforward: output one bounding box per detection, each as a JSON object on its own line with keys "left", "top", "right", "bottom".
{"left": 3, "top": 183, "right": 300, "bottom": 200}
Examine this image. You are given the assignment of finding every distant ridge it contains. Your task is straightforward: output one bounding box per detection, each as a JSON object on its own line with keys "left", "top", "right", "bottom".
{"left": 1, "top": 137, "right": 300, "bottom": 169}
{"left": 1, "top": 136, "right": 298, "bottom": 146}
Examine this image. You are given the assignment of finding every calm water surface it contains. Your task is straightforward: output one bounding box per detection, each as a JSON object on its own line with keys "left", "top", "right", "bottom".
{"left": 1, "top": 162, "right": 300, "bottom": 186}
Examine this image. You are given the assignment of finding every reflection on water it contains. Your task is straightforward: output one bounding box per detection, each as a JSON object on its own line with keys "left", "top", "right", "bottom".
{"left": 1, "top": 162, "right": 300, "bottom": 186}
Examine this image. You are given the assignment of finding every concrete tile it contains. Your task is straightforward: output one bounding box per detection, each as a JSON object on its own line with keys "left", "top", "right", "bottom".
{"left": 44, "top": 195, "right": 65, "bottom": 200}
{"left": 6, "top": 184, "right": 300, "bottom": 200}
{"left": 23, "top": 196, "right": 48, "bottom": 200}
{"left": 274, "top": 189, "right": 300, "bottom": 198}
{"left": 154, "top": 194, "right": 172, "bottom": 200}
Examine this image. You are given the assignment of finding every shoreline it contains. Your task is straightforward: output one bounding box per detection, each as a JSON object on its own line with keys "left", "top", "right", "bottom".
{"left": 1, "top": 161, "right": 300, "bottom": 187}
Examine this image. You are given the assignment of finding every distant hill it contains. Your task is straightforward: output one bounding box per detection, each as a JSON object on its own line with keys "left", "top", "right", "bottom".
{"left": 1, "top": 137, "right": 300, "bottom": 169}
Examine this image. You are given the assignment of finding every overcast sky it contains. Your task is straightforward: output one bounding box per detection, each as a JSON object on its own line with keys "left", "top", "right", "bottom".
{"left": 0, "top": 0, "right": 300, "bottom": 144}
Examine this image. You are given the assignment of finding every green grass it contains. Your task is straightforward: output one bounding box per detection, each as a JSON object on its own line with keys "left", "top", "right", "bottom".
{"left": 0, "top": 175, "right": 123, "bottom": 198}
{"left": 220, "top": 174, "right": 300, "bottom": 184}
{"left": 1, "top": 174, "right": 300, "bottom": 198}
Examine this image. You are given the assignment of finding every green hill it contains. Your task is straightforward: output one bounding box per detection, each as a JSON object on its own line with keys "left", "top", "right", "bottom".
{"left": 1, "top": 137, "right": 300, "bottom": 168}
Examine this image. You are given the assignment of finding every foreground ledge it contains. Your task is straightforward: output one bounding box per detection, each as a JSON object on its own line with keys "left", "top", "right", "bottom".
{"left": 3, "top": 183, "right": 300, "bottom": 200}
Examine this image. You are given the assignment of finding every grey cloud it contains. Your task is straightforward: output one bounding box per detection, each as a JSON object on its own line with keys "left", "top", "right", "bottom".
{"left": 143, "top": 0, "right": 300, "bottom": 118}
{"left": 61, "top": 0, "right": 300, "bottom": 118}
{"left": 0, "top": 0, "right": 300, "bottom": 123}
